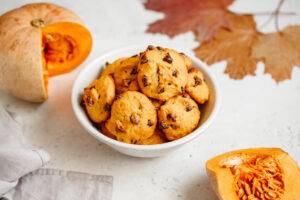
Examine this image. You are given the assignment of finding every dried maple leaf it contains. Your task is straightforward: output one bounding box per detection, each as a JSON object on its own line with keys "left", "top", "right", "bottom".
{"left": 252, "top": 25, "right": 300, "bottom": 82}
{"left": 145, "top": 0, "right": 234, "bottom": 42}
{"left": 195, "top": 13, "right": 260, "bottom": 79}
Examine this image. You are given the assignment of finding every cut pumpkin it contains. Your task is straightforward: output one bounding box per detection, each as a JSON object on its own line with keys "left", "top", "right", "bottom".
{"left": 0, "top": 3, "right": 92, "bottom": 102}
{"left": 206, "top": 148, "right": 300, "bottom": 200}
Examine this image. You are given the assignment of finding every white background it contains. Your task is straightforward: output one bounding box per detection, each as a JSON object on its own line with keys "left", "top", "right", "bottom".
{"left": 0, "top": 0, "right": 299, "bottom": 199}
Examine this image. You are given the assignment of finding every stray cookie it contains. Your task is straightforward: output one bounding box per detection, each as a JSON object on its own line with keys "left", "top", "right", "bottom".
{"left": 158, "top": 95, "right": 200, "bottom": 140}
{"left": 83, "top": 74, "right": 115, "bottom": 123}
{"left": 105, "top": 91, "right": 157, "bottom": 144}
{"left": 113, "top": 56, "right": 140, "bottom": 93}
{"left": 137, "top": 129, "right": 167, "bottom": 145}
{"left": 185, "top": 67, "right": 209, "bottom": 104}
{"left": 137, "top": 46, "right": 188, "bottom": 101}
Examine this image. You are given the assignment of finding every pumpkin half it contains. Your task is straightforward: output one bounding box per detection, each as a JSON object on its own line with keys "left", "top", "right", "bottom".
{"left": 0, "top": 3, "right": 92, "bottom": 102}
{"left": 206, "top": 148, "right": 300, "bottom": 200}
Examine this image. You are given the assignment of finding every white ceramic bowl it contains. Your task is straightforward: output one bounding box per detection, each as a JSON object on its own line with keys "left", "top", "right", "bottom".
{"left": 71, "top": 45, "right": 220, "bottom": 157}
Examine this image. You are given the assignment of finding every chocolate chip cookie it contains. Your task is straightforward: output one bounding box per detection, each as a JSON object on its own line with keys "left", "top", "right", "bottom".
{"left": 105, "top": 91, "right": 157, "bottom": 144}
{"left": 137, "top": 46, "right": 188, "bottom": 101}
{"left": 158, "top": 95, "right": 200, "bottom": 140}
{"left": 185, "top": 67, "right": 209, "bottom": 104}
{"left": 113, "top": 56, "right": 140, "bottom": 93}
{"left": 83, "top": 74, "right": 115, "bottom": 123}
{"left": 101, "top": 57, "right": 127, "bottom": 76}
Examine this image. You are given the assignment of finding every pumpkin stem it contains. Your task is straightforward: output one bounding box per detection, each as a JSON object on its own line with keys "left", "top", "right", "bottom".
{"left": 31, "top": 18, "right": 45, "bottom": 28}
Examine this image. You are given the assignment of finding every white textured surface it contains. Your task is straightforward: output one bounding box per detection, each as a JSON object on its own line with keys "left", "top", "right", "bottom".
{"left": 0, "top": 0, "right": 300, "bottom": 199}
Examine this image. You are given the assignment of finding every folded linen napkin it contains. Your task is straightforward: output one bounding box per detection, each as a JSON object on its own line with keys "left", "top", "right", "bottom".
{"left": 0, "top": 105, "right": 113, "bottom": 200}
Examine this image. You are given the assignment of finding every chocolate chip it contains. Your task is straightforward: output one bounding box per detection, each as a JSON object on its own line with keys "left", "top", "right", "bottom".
{"left": 159, "top": 121, "right": 169, "bottom": 129}
{"left": 140, "top": 54, "right": 148, "bottom": 64}
{"left": 142, "top": 75, "right": 150, "bottom": 86}
{"left": 167, "top": 113, "right": 177, "bottom": 122}
{"left": 147, "top": 45, "right": 155, "bottom": 50}
{"left": 116, "top": 121, "right": 125, "bottom": 132}
{"left": 105, "top": 62, "right": 109, "bottom": 66}
{"left": 194, "top": 76, "right": 202, "bottom": 86}
{"left": 131, "top": 139, "right": 137, "bottom": 144}
{"left": 140, "top": 58, "right": 148, "bottom": 64}
{"left": 182, "top": 93, "right": 189, "bottom": 98}
{"left": 157, "top": 46, "right": 163, "bottom": 50}
{"left": 130, "top": 113, "right": 140, "bottom": 124}
{"left": 123, "top": 79, "right": 132, "bottom": 87}
{"left": 130, "top": 67, "right": 138, "bottom": 75}
{"left": 179, "top": 52, "right": 185, "bottom": 56}
{"left": 158, "top": 87, "right": 164, "bottom": 94}
{"left": 181, "top": 86, "right": 185, "bottom": 93}
{"left": 86, "top": 96, "right": 94, "bottom": 106}
{"left": 186, "top": 104, "right": 193, "bottom": 112}
{"left": 147, "top": 119, "right": 154, "bottom": 127}
{"left": 103, "top": 103, "right": 111, "bottom": 112}
{"left": 172, "top": 69, "right": 178, "bottom": 77}
{"left": 163, "top": 53, "right": 173, "bottom": 64}
{"left": 170, "top": 124, "right": 179, "bottom": 129}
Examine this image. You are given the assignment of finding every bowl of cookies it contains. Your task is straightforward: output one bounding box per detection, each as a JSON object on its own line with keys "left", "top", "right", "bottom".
{"left": 72, "top": 45, "right": 220, "bottom": 157}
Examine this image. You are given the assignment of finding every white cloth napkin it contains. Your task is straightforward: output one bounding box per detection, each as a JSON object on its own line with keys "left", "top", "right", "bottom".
{"left": 0, "top": 105, "right": 113, "bottom": 200}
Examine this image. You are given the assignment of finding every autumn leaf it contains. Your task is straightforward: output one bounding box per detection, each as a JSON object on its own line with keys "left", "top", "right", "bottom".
{"left": 145, "top": 0, "right": 234, "bottom": 42}
{"left": 195, "top": 13, "right": 260, "bottom": 79}
{"left": 252, "top": 26, "right": 300, "bottom": 82}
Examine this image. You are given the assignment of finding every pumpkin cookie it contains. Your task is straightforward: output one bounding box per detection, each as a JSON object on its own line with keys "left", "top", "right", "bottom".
{"left": 83, "top": 74, "right": 115, "bottom": 123}
{"left": 137, "top": 46, "right": 188, "bottom": 101}
{"left": 137, "top": 129, "right": 167, "bottom": 145}
{"left": 158, "top": 95, "right": 200, "bottom": 141}
{"left": 101, "top": 57, "right": 127, "bottom": 76}
{"left": 113, "top": 55, "right": 140, "bottom": 93}
{"left": 105, "top": 91, "right": 157, "bottom": 144}
{"left": 185, "top": 67, "right": 209, "bottom": 104}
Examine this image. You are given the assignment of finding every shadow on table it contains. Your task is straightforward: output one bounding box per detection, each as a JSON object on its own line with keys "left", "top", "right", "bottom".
{"left": 183, "top": 174, "right": 218, "bottom": 200}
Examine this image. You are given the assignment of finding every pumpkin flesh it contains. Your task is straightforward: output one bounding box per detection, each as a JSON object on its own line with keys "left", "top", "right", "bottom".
{"left": 206, "top": 148, "right": 300, "bottom": 200}
{"left": 42, "top": 22, "right": 92, "bottom": 76}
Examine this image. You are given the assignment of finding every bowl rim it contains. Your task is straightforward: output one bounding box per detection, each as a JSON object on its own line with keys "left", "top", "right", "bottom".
{"left": 71, "top": 45, "right": 221, "bottom": 151}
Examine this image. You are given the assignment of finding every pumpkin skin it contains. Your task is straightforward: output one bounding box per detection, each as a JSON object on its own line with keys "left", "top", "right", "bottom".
{"left": 0, "top": 3, "right": 92, "bottom": 102}
{"left": 206, "top": 148, "right": 300, "bottom": 200}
